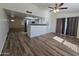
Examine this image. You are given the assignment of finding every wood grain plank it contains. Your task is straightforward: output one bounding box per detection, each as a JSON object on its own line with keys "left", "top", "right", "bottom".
{"left": 1, "top": 32, "right": 79, "bottom": 56}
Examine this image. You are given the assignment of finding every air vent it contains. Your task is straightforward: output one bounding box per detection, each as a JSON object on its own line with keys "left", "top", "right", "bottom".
{"left": 26, "top": 11, "right": 32, "bottom": 14}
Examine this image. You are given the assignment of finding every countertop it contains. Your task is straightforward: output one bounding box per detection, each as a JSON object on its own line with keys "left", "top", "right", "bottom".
{"left": 29, "top": 24, "right": 48, "bottom": 26}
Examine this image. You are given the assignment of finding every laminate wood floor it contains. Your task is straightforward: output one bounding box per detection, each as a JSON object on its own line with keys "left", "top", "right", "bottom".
{"left": 1, "top": 32, "right": 79, "bottom": 56}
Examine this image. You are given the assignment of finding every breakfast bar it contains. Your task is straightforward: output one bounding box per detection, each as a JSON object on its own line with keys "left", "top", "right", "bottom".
{"left": 27, "top": 24, "right": 48, "bottom": 38}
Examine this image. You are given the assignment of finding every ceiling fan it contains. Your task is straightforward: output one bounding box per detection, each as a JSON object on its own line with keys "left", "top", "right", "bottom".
{"left": 48, "top": 3, "right": 68, "bottom": 13}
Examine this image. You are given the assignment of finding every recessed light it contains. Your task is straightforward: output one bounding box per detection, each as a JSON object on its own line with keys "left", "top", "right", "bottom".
{"left": 11, "top": 19, "right": 14, "bottom": 22}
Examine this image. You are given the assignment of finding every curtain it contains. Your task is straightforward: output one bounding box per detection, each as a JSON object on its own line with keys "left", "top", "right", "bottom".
{"left": 24, "top": 20, "right": 27, "bottom": 32}
{"left": 56, "top": 18, "right": 65, "bottom": 34}
{"left": 66, "top": 17, "right": 78, "bottom": 36}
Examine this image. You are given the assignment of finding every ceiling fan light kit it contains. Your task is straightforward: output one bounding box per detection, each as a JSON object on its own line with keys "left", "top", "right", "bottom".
{"left": 53, "top": 9, "right": 60, "bottom": 13}
{"left": 56, "top": 9, "right": 59, "bottom": 12}
{"left": 49, "top": 3, "right": 68, "bottom": 13}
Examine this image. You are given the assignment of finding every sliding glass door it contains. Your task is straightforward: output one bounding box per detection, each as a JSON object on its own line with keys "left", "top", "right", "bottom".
{"left": 56, "top": 17, "right": 78, "bottom": 37}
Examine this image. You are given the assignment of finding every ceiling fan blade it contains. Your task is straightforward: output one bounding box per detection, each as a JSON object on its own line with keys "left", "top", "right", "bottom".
{"left": 55, "top": 3, "right": 58, "bottom": 7}
{"left": 48, "top": 7, "right": 54, "bottom": 9}
{"left": 59, "top": 7, "right": 68, "bottom": 9}
{"left": 59, "top": 3, "right": 64, "bottom": 7}
{"left": 49, "top": 10, "right": 53, "bottom": 12}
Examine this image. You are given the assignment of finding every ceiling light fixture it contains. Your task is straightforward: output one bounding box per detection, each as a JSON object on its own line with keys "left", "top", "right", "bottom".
{"left": 53, "top": 9, "right": 60, "bottom": 13}
{"left": 53, "top": 9, "right": 57, "bottom": 13}
{"left": 11, "top": 19, "right": 14, "bottom": 22}
{"left": 49, "top": 3, "right": 68, "bottom": 13}
{"left": 56, "top": 9, "right": 60, "bottom": 12}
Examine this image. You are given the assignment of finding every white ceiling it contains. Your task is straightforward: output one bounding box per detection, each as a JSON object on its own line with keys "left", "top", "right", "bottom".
{"left": 33, "top": 3, "right": 79, "bottom": 13}
{"left": 2, "top": 3, "right": 79, "bottom": 15}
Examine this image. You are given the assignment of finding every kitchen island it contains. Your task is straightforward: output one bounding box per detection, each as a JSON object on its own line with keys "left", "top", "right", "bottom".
{"left": 27, "top": 24, "right": 48, "bottom": 38}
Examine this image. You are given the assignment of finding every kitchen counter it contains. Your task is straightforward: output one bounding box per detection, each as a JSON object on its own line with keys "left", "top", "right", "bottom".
{"left": 27, "top": 24, "right": 48, "bottom": 38}
{"left": 29, "top": 24, "right": 48, "bottom": 25}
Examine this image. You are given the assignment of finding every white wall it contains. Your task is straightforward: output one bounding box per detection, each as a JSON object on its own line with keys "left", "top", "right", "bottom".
{"left": 56, "top": 12, "right": 79, "bottom": 38}
{"left": 0, "top": 8, "right": 9, "bottom": 53}
{"left": 57, "top": 12, "right": 79, "bottom": 18}
{"left": 44, "top": 10, "right": 57, "bottom": 33}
